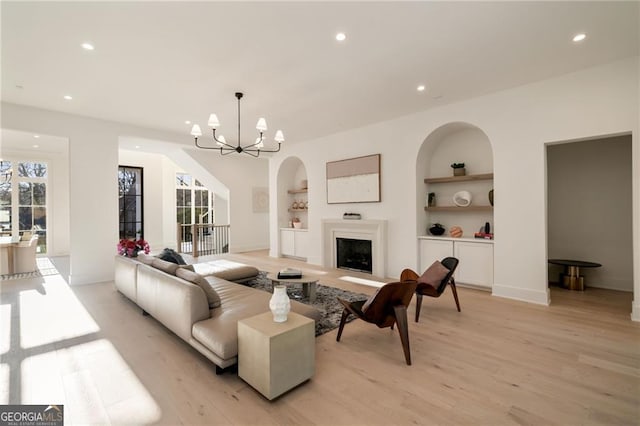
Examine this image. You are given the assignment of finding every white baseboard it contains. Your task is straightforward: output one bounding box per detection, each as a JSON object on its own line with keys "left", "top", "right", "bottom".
{"left": 632, "top": 300, "right": 640, "bottom": 322}
{"left": 69, "top": 273, "right": 112, "bottom": 286}
{"left": 492, "top": 283, "right": 550, "bottom": 306}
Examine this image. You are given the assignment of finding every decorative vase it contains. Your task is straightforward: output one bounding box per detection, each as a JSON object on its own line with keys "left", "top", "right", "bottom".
{"left": 269, "top": 285, "right": 290, "bottom": 323}
{"left": 427, "top": 192, "right": 436, "bottom": 207}
{"left": 488, "top": 189, "right": 494, "bottom": 206}
{"left": 429, "top": 223, "right": 445, "bottom": 236}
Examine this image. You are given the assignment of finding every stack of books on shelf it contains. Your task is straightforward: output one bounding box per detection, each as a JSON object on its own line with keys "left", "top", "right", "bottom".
{"left": 277, "top": 268, "right": 302, "bottom": 279}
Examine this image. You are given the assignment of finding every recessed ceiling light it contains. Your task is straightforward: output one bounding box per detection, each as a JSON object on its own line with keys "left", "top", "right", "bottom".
{"left": 135, "top": 145, "right": 140, "bottom": 149}
{"left": 417, "top": 85, "right": 426, "bottom": 92}
{"left": 336, "top": 32, "right": 346, "bottom": 42}
{"left": 185, "top": 120, "right": 191, "bottom": 125}
{"left": 572, "top": 33, "right": 586, "bottom": 42}
{"left": 63, "top": 95, "right": 72, "bottom": 100}
{"left": 81, "top": 42, "right": 95, "bottom": 50}
{"left": 33, "top": 135, "right": 40, "bottom": 138}
{"left": 33, "top": 145, "right": 39, "bottom": 149}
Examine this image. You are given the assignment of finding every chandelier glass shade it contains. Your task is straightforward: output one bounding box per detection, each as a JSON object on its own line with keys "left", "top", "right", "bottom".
{"left": 190, "top": 92, "right": 284, "bottom": 157}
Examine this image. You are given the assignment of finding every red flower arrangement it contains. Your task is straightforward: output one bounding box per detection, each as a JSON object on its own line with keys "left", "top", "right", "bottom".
{"left": 117, "top": 238, "right": 150, "bottom": 257}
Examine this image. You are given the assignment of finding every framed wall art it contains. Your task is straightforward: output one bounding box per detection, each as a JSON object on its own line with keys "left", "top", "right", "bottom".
{"left": 326, "top": 154, "right": 381, "bottom": 204}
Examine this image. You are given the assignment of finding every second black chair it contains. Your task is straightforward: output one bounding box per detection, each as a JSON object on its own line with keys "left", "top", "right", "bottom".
{"left": 400, "top": 256, "right": 460, "bottom": 322}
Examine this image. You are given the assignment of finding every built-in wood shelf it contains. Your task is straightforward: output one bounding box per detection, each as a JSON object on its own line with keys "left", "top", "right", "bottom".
{"left": 424, "top": 173, "right": 494, "bottom": 184}
{"left": 287, "top": 189, "right": 308, "bottom": 194}
{"left": 288, "top": 208, "right": 308, "bottom": 212}
{"left": 425, "top": 206, "right": 493, "bottom": 212}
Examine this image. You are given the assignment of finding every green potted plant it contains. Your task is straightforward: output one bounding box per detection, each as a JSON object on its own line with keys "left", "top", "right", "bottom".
{"left": 451, "top": 162, "right": 466, "bottom": 176}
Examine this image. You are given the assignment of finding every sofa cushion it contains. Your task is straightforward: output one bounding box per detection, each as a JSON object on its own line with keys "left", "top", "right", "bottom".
{"left": 192, "top": 260, "right": 259, "bottom": 282}
{"left": 152, "top": 257, "right": 181, "bottom": 275}
{"left": 192, "top": 279, "right": 321, "bottom": 361}
{"left": 176, "top": 268, "right": 222, "bottom": 309}
{"left": 136, "top": 252, "right": 155, "bottom": 265}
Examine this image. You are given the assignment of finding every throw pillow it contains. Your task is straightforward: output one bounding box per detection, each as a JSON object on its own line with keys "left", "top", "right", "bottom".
{"left": 418, "top": 261, "right": 450, "bottom": 287}
{"left": 176, "top": 268, "right": 222, "bottom": 309}
{"left": 157, "top": 248, "right": 187, "bottom": 265}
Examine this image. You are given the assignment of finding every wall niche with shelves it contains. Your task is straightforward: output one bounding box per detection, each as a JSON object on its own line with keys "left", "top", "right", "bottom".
{"left": 417, "top": 123, "right": 494, "bottom": 239}
{"left": 277, "top": 157, "right": 309, "bottom": 259}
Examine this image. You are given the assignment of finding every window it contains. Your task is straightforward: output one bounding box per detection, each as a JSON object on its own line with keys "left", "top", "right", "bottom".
{"left": 118, "top": 166, "right": 143, "bottom": 239}
{"left": 176, "top": 173, "right": 213, "bottom": 225}
{"left": 0, "top": 160, "right": 48, "bottom": 253}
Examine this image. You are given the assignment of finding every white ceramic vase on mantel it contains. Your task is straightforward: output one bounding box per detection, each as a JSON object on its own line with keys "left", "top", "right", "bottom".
{"left": 269, "top": 285, "right": 291, "bottom": 323}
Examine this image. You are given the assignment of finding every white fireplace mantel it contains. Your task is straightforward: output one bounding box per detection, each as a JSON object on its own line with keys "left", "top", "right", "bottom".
{"left": 322, "top": 219, "right": 387, "bottom": 278}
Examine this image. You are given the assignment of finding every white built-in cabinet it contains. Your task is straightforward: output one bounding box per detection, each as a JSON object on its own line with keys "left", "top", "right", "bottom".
{"left": 418, "top": 236, "right": 493, "bottom": 289}
{"left": 280, "top": 228, "right": 308, "bottom": 260}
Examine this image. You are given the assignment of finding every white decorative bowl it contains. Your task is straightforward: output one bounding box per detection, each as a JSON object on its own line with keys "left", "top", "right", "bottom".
{"left": 453, "top": 191, "right": 472, "bottom": 207}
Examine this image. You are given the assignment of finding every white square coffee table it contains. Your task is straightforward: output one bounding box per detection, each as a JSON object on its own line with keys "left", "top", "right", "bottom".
{"left": 237, "top": 311, "right": 315, "bottom": 400}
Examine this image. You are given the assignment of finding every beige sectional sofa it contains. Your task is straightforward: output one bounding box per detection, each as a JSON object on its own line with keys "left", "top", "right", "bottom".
{"left": 114, "top": 255, "right": 321, "bottom": 372}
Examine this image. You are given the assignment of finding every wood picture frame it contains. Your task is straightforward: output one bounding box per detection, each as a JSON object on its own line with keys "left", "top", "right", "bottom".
{"left": 326, "top": 154, "right": 381, "bottom": 204}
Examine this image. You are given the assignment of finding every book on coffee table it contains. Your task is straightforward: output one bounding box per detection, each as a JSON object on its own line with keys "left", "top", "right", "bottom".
{"left": 277, "top": 268, "right": 302, "bottom": 279}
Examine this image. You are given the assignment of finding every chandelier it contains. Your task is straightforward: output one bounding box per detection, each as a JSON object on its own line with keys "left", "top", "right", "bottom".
{"left": 190, "top": 92, "right": 284, "bottom": 157}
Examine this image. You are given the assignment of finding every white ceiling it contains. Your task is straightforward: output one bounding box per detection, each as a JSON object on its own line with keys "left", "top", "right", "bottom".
{"left": 1, "top": 1, "right": 638, "bottom": 147}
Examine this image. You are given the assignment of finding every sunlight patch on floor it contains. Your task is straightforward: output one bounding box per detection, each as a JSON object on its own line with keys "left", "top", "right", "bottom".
{"left": 19, "top": 275, "right": 100, "bottom": 349}
{"left": 54, "top": 339, "right": 162, "bottom": 424}
{"left": 339, "top": 275, "right": 385, "bottom": 288}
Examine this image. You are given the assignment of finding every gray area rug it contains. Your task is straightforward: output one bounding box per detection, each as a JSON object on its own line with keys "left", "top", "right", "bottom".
{"left": 242, "top": 272, "right": 369, "bottom": 337}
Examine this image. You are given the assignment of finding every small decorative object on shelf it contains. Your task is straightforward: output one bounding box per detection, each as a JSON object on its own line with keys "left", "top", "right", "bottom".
{"left": 488, "top": 189, "right": 494, "bottom": 206}
{"left": 451, "top": 162, "right": 466, "bottom": 176}
{"left": 304, "top": 201, "right": 309, "bottom": 209}
{"left": 427, "top": 192, "right": 436, "bottom": 207}
{"left": 343, "top": 212, "right": 362, "bottom": 220}
{"left": 292, "top": 217, "right": 302, "bottom": 228}
{"left": 453, "top": 190, "right": 472, "bottom": 207}
{"left": 292, "top": 200, "right": 299, "bottom": 209}
{"left": 428, "top": 223, "right": 445, "bottom": 236}
{"left": 449, "top": 226, "right": 463, "bottom": 238}
{"left": 474, "top": 222, "right": 494, "bottom": 239}
{"left": 117, "top": 238, "right": 150, "bottom": 257}
{"left": 301, "top": 179, "right": 308, "bottom": 189}
{"left": 269, "top": 285, "right": 291, "bottom": 323}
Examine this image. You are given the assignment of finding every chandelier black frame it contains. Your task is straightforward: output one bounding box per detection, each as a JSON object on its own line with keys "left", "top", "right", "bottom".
{"left": 191, "top": 92, "right": 283, "bottom": 158}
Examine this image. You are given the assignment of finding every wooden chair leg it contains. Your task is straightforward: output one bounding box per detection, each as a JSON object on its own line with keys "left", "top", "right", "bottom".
{"left": 414, "top": 293, "right": 423, "bottom": 322}
{"left": 450, "top": 279, "right": 461, "bottom": 312}
{"left": 336, "top": 309, "right": 349, "bottom": 342}
{"left": 393, "top": 305, "right": 411, "bottom": 365}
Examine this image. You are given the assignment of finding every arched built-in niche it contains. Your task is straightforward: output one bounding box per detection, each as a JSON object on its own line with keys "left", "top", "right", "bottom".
{"left": 415, "top": 122, "right": 495, "bottom": 289}
{"left": 276, "top": 156, "right": 309, "bottom": 259}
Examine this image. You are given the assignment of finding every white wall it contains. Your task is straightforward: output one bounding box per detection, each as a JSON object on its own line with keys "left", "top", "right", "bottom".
{"left": 119, "top": 149, "right": 177, "bottom": 251}
{"left": 547, "top": 135, "right": 633, "bottom": 291}
{"left": 269, "top": 57, "right": 639, "bottom": 315}
{"left": 184, "top": 149, "right": 270, "bottom": 252}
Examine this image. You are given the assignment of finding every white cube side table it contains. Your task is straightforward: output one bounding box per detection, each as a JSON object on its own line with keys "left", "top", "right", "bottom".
{"left": 238, "top": 311, "right": 315, "bottom": 400}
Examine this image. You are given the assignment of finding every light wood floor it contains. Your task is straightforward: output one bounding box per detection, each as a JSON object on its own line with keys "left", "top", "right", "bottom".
{"left": 1, "top": 251, "right": 639, "bottom": 425}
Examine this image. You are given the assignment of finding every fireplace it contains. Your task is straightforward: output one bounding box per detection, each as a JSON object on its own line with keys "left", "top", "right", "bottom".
{"left": 337, "top": 238, "right": 372, "bottom": 274}
{"left": 322, "top": 219, "right": 387, "bottom": 278}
